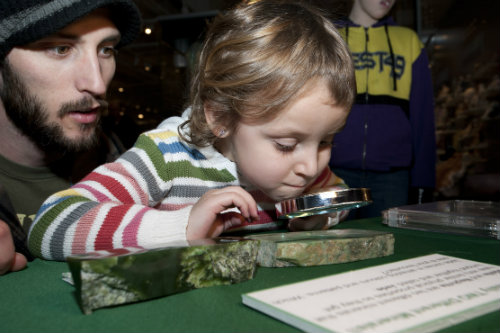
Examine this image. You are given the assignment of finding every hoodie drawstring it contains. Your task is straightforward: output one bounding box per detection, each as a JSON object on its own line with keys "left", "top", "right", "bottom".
{"left": 384, "top": 24, "right": 397, "bottom": 91}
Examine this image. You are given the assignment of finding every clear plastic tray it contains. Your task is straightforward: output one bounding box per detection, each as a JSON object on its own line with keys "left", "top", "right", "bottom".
{"left": 382, "top": 200, "right": 500, "bottom": 239}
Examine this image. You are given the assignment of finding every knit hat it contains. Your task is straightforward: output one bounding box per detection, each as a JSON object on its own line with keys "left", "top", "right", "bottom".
{"left": 0, "top": 0, "right": 142, "bottom": 59}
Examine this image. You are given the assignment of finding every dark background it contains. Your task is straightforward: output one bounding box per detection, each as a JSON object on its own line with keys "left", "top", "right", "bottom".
{"left": 106, "top": 0, "right": 500, "bottom": 201}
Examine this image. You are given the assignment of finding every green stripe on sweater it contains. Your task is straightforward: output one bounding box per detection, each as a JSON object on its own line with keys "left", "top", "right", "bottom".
{"left": 135, "top": 135, "right": 236, "bottom": 183}
{"left": 28, "top": 196, "right": 89, "bottom": 258}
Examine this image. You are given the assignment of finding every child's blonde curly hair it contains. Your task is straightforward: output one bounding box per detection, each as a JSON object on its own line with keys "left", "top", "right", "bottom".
{"left": 180, "top": 0, "right": 355, "bottom": 146}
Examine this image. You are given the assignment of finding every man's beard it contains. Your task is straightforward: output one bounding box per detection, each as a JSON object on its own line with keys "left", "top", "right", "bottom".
{"left": 0, "top": 60, "right": 107, "bottom": 153}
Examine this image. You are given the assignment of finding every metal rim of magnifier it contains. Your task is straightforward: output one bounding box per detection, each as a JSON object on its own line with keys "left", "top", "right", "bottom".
{"left": 276, "top": 187, "right": 372, "bottom": 219}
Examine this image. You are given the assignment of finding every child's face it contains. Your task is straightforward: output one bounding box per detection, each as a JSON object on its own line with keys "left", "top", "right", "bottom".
{"left": 221, "top": 79, "right": 347, "bottom": 202}
{"left": 354, "top": 0, "right": 395, "bottom": 22}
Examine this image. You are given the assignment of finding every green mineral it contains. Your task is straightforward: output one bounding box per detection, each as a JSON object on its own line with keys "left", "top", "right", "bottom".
{"left": 245, "top": 229, "right": 394, "bottom": 267}
{"left": 67, "top": 239, "right": 259, "bottom": 314}
{"left": 67, "top": 229, "right": 394, "bottom": 314}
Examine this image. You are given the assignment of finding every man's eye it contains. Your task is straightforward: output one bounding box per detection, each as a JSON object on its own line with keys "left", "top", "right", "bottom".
{"left": 319, "top": 140, "right": 333, "bottom": 148}
{"left": 101, "top": 46, "right": 117, "bottom": 57}
{"left": 53, "top": 45, "right": 71, "bottom": 55}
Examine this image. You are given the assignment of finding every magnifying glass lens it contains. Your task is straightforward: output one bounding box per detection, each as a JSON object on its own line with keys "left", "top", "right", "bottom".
{"left": 275, "top": 188, "right": 372, "bottom": 219}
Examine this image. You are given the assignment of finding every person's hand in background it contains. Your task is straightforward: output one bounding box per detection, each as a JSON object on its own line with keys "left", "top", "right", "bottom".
{"left": 0, "top": 220, "right": 27, "bottom": 275}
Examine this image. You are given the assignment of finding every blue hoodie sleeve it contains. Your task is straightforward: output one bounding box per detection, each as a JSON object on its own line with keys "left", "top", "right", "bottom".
{"left": 409, "top": 48, "right": 436, "bottom": 188}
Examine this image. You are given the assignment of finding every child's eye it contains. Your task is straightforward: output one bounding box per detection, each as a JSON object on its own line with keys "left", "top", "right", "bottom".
{"left": 274, "top": 141, "right": 296, "bottom": 153}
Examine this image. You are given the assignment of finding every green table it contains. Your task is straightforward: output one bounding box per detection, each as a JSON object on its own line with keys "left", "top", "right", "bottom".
{"left": 1, "top": 218, "right": 499, "bottom": 332}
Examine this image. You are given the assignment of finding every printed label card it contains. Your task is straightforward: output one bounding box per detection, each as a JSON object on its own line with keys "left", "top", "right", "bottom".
{"left": 242, "top": 254, "right": 500, "bottom": 333}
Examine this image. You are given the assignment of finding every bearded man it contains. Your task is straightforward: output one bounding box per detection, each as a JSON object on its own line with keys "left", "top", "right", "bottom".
{"left": 0, "top": 0, "right": 141, "bottom": 274}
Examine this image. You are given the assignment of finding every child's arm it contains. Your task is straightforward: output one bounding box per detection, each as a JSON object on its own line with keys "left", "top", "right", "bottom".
{"left": 28, "top": 132, "right": 219, "bottom": 261}
{"left": 27, "top": 155, "right": 189, "bottom": 260}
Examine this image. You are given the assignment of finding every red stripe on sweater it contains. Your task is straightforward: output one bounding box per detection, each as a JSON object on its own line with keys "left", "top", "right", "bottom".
{"left": 74, "top": 184, "right": 111, "bottom": 202}
{"left": 72, "top": 207, "right": 100, "bottom": 255}
{"left": 105, "top": 163, "right": 149, "bottom": 205}
{"left": 122, "top": 207, "right": 150, "bottom": 248}
{"left": 310, "top": 167, "right": 331, "bottom": 188}
{"left": 224, "top": 209, "right": 276, "bottom": 229}
{"left": 95, "top": 205, "right": 130, "bottom": 250}
{"left": 84, "top": 172, "right": 134, "bottom": 203}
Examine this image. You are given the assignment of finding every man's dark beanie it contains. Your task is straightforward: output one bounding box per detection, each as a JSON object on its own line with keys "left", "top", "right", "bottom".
{"left": 0, "top": 0, "right": 142, "bottom": 60}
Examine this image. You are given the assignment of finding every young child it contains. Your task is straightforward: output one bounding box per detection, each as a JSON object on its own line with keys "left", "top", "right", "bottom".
{"left": 28, "top": 0, "right": 356, "bottom": 260}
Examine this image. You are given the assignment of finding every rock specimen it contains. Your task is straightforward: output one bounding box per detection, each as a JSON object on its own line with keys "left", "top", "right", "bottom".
{"left": 246, "top": 229, "right": 394, "bottom": 267}
{"left": 66, "top": 229, "right": 394, "bottom": 314}
{"left": 67, "top": 238, "right": 260, "bottom": 314}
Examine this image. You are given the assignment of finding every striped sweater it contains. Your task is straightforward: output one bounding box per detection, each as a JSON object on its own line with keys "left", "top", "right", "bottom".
{"left": 28, "top": 112, "right": 346, "bottom": 260}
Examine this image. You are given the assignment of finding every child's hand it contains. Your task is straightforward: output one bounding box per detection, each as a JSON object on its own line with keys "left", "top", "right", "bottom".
{"left": 186, "top": 186, "right": 259, "bottom": 240}
{"left": 287, "top": 212, "right": 340, "bottom": 231}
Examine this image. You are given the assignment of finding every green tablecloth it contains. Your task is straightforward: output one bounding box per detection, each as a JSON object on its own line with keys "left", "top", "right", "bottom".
{"left": 1, "top": 218, "right": 499, "bottom": 332}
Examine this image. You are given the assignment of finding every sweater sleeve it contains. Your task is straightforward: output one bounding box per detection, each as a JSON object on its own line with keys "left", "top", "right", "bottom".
{"left": 409, "top": 48, "right": 437, "bottom": 188}
{"left": 28, "top": 133, "right": 192, "bottom": 261}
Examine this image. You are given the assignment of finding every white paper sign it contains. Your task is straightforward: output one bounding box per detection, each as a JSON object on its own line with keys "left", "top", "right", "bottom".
{"left": 242, "top": 254, "right": 500, "bottom": 333}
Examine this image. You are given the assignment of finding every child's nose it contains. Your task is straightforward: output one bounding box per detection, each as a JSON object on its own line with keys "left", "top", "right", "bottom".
{"left": 294, "top": 150, "right": 319, "bottom": 178}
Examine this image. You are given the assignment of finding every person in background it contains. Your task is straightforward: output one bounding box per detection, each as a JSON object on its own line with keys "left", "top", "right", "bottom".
{"left": 0, "top": 0, "right": 141, "bottom": 274}
{"left": 0, "top": 221, "right": 25, "bottom": 275}
{"left": 329, "top": 0, "right": 436, "bottom": 218}
{"left": 29, "top": 0, "right": 356, "bottom": 261}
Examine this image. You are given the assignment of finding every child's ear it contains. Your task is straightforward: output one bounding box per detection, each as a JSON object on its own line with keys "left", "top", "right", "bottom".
{"left": 203, "top": 101, "right": 228, "bottom": 138}
{"left": 203, "top": 101, "right": 217, "bottom": 131}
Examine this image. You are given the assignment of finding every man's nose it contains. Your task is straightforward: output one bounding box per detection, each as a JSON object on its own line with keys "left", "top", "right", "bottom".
{"left": 75, "top": 53, "right": 107, "bottom": 97}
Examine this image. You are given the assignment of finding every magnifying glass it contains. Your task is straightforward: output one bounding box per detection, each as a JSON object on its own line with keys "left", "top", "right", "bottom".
{"left": 275, "top": 187, "right": 372, "bottom": 219}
